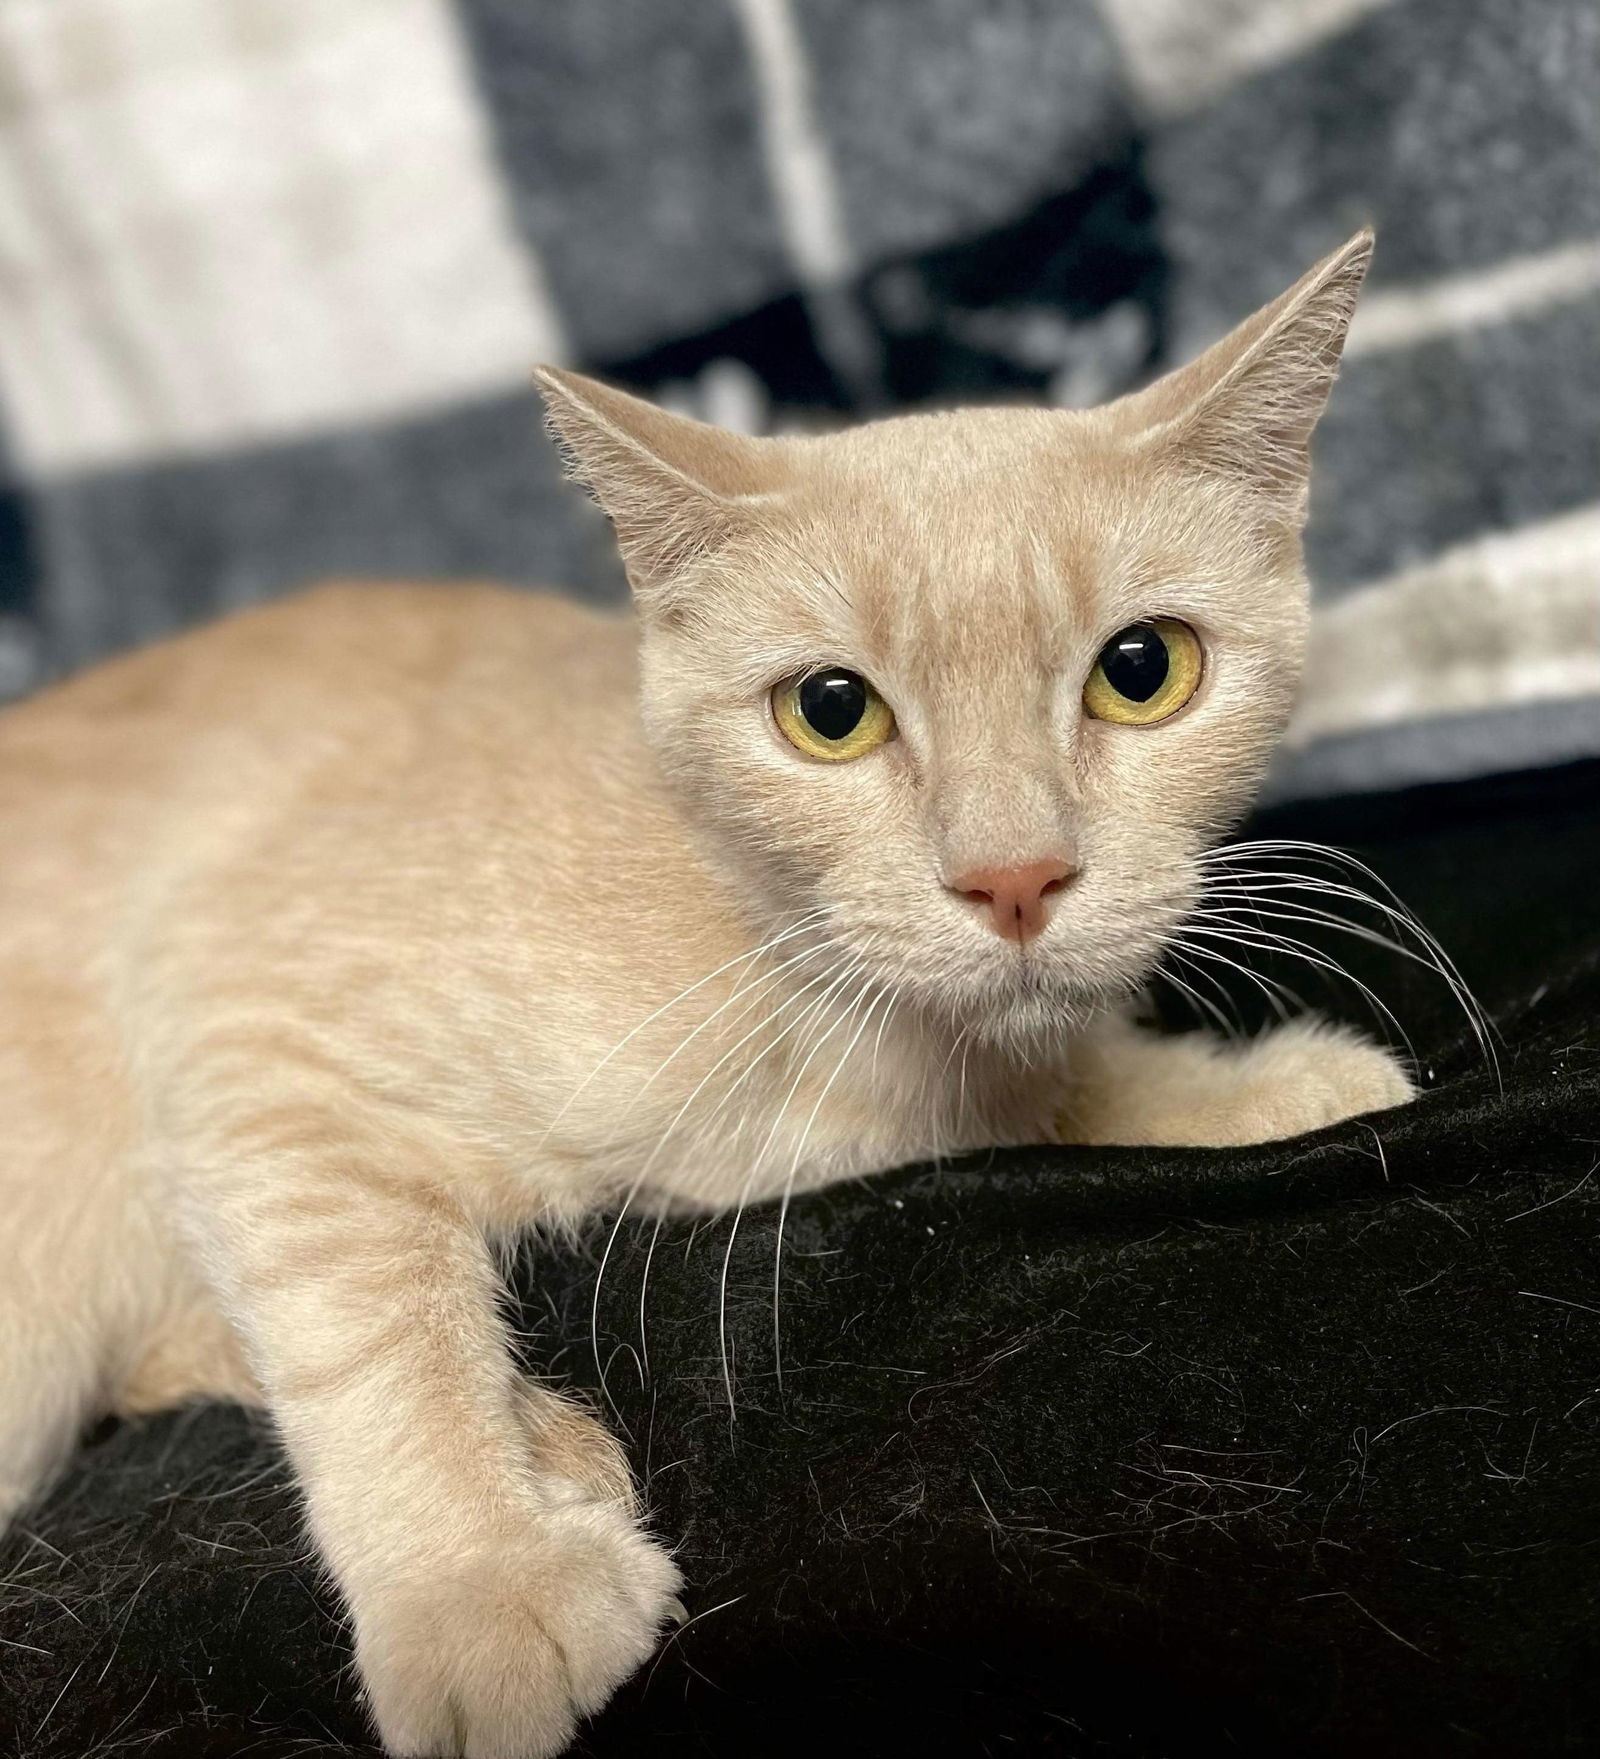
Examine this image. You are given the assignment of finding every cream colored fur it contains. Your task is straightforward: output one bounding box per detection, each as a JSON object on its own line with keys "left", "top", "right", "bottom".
{"left": 0, "top": 232, "right": 1409, "bottom": 1758}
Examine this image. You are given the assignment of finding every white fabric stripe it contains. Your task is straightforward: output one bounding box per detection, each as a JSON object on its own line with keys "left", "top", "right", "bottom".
{"left": 0, "top": 0, "right": 565, "bottom": 477}
{"left": 1289, "top": 506, "right": 1600, "bottom": 747}
{"left": 1345, "top": 240, "right": 1600, "bottom": 357}
{"left": 730, "top": 0, "right": 853, "bottom": 286}
{"left": 1099, "top": 0, "right": 1392, "bottom": 120}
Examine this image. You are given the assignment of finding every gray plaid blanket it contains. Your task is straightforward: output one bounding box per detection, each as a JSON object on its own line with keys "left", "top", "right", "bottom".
{"left": 0, "top": 0, "right": 1595, "bottom": 799}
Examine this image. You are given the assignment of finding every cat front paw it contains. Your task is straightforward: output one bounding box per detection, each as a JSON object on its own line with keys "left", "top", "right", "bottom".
{"left": 354, "top": 1491, "right": 682, "bottom": 1758}
{"left": 1228, "top": 1017, "right": 1417, "bottom": 1144}
{"left": 1056, "top": 1012, "right": 1418, "bottom": 1148}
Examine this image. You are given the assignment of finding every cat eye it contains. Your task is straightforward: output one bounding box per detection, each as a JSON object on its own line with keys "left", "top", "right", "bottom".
{"left": 1082, "top": 619, "right": 1203, "bottom": 726}
{"left": 772, "top": 667, "right": 896, "bottom": 762}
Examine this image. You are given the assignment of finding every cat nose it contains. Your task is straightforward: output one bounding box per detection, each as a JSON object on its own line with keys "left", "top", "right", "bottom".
{"left": 946, "top": 857, "right": 1078, "bottom": 944}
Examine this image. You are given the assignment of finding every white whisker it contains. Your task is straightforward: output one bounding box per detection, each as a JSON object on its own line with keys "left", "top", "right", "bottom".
{"left": 869, "top": 985, "right": 900, "bottom": 1091}
{"left": 927, "top": 1022, "right": 974, "bottom": 1169}
{"left": 771, "top": 976, "right": 887, "bottom": 1396}
{"left": 541, "top": 907, "right": 831, "bottom": 1144}
{"left": 637, "top": 1213, "right": 664, "bottom": 1384}
{"left": 1160, "top": 954, "right": 1245, "bottom": 1039}
{"left": 609, "top": 933, "right": 841, "bottom": 1140}
{"left": 588, "top": 920, "right": 847, "bottom": 1418}
{"left": 1167, "top": 934, "right": 1307, "bottom": 1022}
{"left": 1181, "top": 920, "right": 1419, "bottom": 1067}
{"left": 716, "top": 947, "right": 878, "bottom": 1417}
{"left": 955, "top": 1020, "right": 976, "bottom": 1146}
{"left": 590, "top": 1171, "right": 645, "bottom": 1423}
{"left": 1207, "top": 844, "right": 1495, "bottom": 1024}
{"left": 637, "top": 946, "right": 862, "bottom": 1187}
{"left": 1202, "top": 873, "right": 1498, "bottom": 1080}
{"left": 1188, "top": 836, "right": 1499, "bottom": 1085}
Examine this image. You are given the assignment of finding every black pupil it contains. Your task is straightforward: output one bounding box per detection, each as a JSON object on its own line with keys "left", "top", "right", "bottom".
{"left": 799, "top": 670, "right": 868, "bottom": 741}
{"left": 1099, "top": 624, "right": 1170, "bottom": 703}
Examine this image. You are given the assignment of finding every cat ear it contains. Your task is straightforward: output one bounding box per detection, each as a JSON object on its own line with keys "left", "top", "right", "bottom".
{"left": 534, "top": 367, "right": 779, "bottom": 607}
{"left": 1116, "top": 229, "right": 1373, "bottom": 522}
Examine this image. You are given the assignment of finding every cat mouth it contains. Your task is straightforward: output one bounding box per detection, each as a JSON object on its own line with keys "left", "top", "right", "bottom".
{"left": 942, "top": 956, "right": 1134, "bottom": 1039}
{"left": 826, "top": 906, "right": 1165, "bottom": 1035}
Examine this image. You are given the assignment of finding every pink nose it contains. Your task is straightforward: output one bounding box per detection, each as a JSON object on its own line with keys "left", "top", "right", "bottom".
{"left": 947, "top": 857, "right": 1078, "bottom": 944}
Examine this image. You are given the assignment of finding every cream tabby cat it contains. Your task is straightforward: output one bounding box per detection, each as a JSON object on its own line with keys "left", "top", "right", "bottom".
{"left": 0, "top": 232, "right": 1411, "bottom": 1757}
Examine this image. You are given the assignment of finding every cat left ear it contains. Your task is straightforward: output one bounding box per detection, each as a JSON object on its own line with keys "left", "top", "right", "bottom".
{"left": 1116, "top": 228, "right": 1374, "bottom": 524}
{"left": 535, "top": 367, "right": 778, "bottom": 609}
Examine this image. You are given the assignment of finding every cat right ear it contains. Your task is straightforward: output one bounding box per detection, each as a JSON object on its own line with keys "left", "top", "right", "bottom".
{"left": 1111, "top": 229, "right": 1374, "bottom": 526}
{"left": 534, "top": 367, "right": 779, "bottom": 612}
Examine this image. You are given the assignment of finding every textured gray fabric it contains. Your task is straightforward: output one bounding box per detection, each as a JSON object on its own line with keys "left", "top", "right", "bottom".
{"left": 796, "top": 0, "right": 1128, "bottom": 266}
{"left": 1153, "top": 0, "right": 1600, "bottom": 343}
{"left": 33, "top": 391, "right": 621, "bottom": 678}
{"left": 454, "top": 0, "right": 788, "bottom": 362}
{"left": 1307, "top": 296, "right": 1600, "bottom": 592}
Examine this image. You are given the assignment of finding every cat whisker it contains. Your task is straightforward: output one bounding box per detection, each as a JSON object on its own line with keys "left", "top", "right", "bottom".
{"left": 1165, "top": 934, "right": 1307, "bottom": 1026}
{"left": 1195, "top": 835, "right": 1499, "bottom": 1085}
{"left": 667, "top": 939, "right": 887, "bottom": 1176}
{"left": 540, "top": 906, "right": 832, "bottom": 1146}
{"left": 599, "top": 934, "right": 841, "bottom": 1157}
{"left": 1159, "top": 954, "right": 1245, "bottom": 1040}
{"left": 1199, "top": 866, "right": 1498, "bottom": 1083}
{"left": 1203, "top": 837, "right": 1493, "bottom": 1023}
{"left": 771, "top": 975, "right": 888, "bottom": 1397}
{"left": 869, "top": 983, "right": 901, "bottom": 1091}
{"left": 1168, "top": 932, "right": 1303, "bottom": 1024}
{"left": 955, "top": 1019, "right": 976, "bottom": 1146}
{"left": 590, "top": 1170, "right": 648, "bottom": 1425}
{"left": 928, "top": 1021, "right": 975, "bottom": 1168}
{"left": 1206, "top": 892, "right": 1461, "bottom": 981}
{"left": 1180, "top": 919, "right": 1420, "bottom": 1069}
{"left": 632, "top": 944, "right": 866, "bottom": 1190}
{"left": 1175, "top": 950, "right": 1259, "bottom": 1037}
{"left": 1203, "top": 857, "right": 1459, "bottom": 967}
{"left": 716, "top": 947, "right": 878, "bottom": 1417}
{"left": 1204, "top": 838, "right": 1413, "bottom": 905}
{"left": 628, "top": 932, "right": 838, "bottom": 1098}
{"left": 1221, "top": 895, "right": 1496, "bottom": 1084}
{"left": 592, "top": 939, "right": 859, "bottom": 1416}
{"left": 637, "top": 1213, "right": 665, "bottom": 1386}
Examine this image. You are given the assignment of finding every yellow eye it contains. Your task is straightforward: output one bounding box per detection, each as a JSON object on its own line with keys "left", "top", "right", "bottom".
{"left": 773, "top": 668, "right": 896, "bottom": 762}
{"left": 1083, "top": 619, "right": 1204, "bottom": 726}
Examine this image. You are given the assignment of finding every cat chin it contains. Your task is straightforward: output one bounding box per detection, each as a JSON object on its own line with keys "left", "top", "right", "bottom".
{"left": 962, "top": 996, "right": 1112, "bottom": 1056}
{"left": 911, "top": 974, "right": 1129, "bottom": 1057}
{"left": 853, "top": 936, "right": 1147, "bottom": 1043}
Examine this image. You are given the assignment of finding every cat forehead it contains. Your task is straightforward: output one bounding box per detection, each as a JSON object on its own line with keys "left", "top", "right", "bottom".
{"left": 790, "top": 403, "right": 1110, "bottom": 501}
{"left": 761, "top": 408, "right": 1246, "bottom": 645}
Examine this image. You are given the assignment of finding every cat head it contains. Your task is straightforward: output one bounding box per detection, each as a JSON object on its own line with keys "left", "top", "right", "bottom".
{"left": 537, "top": 232, "right": 1371, "bottom": 1047}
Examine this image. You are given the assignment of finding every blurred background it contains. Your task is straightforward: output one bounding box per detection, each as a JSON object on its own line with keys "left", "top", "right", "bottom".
{"left": 0, "top": 0, "right": 1594, "bottom": 801}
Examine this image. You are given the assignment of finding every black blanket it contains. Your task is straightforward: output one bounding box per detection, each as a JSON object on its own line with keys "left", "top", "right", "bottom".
{"left": 3, "top": 760, "right": 1598, "bottom": 1759}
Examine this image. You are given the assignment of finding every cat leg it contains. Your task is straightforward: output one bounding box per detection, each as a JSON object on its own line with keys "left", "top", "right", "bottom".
{"left": 1058, "top": 1011, "right": 1416, "bottom": 1148}
{"left": 176, "top": 1103, "right": 679, "bottom": 1759}
{"left": 0, "top": 1285, "right": 107, "bottom": 1533}
{"left": 0, "top": 1170, "right": 156, "bottom": 1533}
{"left": 114, "top": 1285, "right": 263, "bottom": 1416}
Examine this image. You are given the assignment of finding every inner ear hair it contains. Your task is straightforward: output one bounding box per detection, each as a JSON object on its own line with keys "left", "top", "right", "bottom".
{"left": 1122, "top": 228, "right": 1374, "bottom": 520}
{"left": 534, "top": 366, "right": 777, "bottom": 602}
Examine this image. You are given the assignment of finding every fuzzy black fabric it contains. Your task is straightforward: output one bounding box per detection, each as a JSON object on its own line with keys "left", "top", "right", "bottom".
{"left": 3, "top": 761, "right": 1598, "bottom": 1759}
